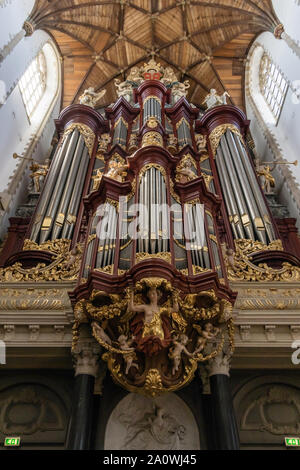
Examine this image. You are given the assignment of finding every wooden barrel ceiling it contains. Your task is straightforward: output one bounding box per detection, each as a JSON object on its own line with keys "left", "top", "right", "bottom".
{"left": 29, "top": 0, "right": 280, "bottom": 110}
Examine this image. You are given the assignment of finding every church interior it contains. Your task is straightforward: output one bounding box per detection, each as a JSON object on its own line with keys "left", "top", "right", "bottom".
{"left": 0, "top": 0, "right": 300, "bottom": 451}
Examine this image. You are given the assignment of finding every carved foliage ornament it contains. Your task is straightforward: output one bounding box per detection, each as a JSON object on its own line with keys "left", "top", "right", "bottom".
{"left": 72, "top": 278, "right": 234, "bottom": 396}
{"left": 223, "top": 239, "right": 300, "bottom": 282}
{"left": 0, "top": 239, "right": 82, "bottom": 282}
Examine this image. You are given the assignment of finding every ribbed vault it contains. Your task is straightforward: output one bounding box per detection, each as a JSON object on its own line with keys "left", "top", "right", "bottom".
{"left": 28, "top": 0, "right": 280, "bottom": 109}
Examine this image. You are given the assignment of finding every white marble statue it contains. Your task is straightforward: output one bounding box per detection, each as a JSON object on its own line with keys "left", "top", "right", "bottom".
{"left": 203, "top": 88, "right": 230, "bottom": 109}
{"left": 79, "top": 87, "right": 106, "bottom": 108}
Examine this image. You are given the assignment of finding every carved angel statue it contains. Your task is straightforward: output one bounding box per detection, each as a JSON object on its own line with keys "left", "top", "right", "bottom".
{"left": 203, "top": 88, "right": 230, "bottom": 109}
{"left": 98, "top": 133, "right": 111, "bottom": 153}
{"left": 106, "top": 158, "right": 129, "bottom": 182}
{"left": 79, "top": 87, "right": 106, "bottom": 108}
{"left": 114, "top": 78, "right": 133, "bottom": 102}
{"left": 91, "top": 168, "right": 103, "bottom": 191}
{"left": 255, "top": 159, "right": 276, "bottom": 194}
{"left": 195, "top": 134, "right": 207, "bottom": 154}
{"left": 92, "top": 321, "right": 112, "bottom": 345}
{"left": 29, "top": 159, "right": 50, "bottom": 193}
{"left": 168, "top": 334, "right": 193, "bottom": 376}
{"left": 118, "top": 334, "right": 139, "bottom": 375}
{"left": 171, "top": 80, "right": 190, "bottom": 102}
{"left": 176, "top": 158, "right": 197, "bottom": 183}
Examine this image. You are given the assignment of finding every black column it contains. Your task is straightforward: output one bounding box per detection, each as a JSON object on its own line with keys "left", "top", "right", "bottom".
{"left": 66, "top": 374, "right": 95, "bottom": 450}
{"left": 210, "top": 374, "right": 239, "bottom": 450}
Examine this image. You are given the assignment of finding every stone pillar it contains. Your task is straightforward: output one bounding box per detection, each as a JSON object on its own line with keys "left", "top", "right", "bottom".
{"left": 66, "top": 326, "right": 101, "bottom": 450}
{"left": 274, "top": 24, "right": 300, "bottom": 60}
{"left": 208, "top": 351, "right": 239, "bottom": 450}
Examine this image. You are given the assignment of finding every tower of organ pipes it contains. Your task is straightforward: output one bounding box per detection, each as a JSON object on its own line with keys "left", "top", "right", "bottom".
{"left": 2, "top": 59, "right": 300, "bottom": 450}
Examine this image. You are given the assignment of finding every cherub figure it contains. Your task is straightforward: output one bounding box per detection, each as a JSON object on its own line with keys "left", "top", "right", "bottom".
{"left": 195, "top": 134, "right": 207, "bottom": 154}
{"left": 168, "top": 334, "right": 193, "bottom": 375}
{"left": 91, "top": 168, "right": 103, "bottom": 190}
{"left": 203, "top": 89, "right": 230, "bottom": 109}
{"left": 193, "top": 326, "right": 207, "bottom": 355}
{"left": 92, "top": 321, "right": 112, "bottom": 345}
{"left": 118, "top": 334, "right": 139, "bottom": 375}
{"left": 79, "top": 87, "right": 106, "bottom": 108}
{"left": 176, "top": 158, "right": 197, "bottom": 183}
{"left": 106, "top": 159, "right": 129, "bottom": 182}
{"left": 202, "top": 322, "right": 220, "bottom": 341}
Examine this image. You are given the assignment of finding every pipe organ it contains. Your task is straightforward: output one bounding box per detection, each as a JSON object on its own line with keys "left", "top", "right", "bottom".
{"left": 1, "top": 59, "right": 300, "bottom": 451}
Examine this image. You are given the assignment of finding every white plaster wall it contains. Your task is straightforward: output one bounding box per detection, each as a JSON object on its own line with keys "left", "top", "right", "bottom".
{"left": 245, "top": 2, "right": 300, "bottom": 226}
{"left": 0, "top": 2, "right": 62, "bottom": 240}
{"left": 0, "top": 0, "right": 34, "bottom": 51}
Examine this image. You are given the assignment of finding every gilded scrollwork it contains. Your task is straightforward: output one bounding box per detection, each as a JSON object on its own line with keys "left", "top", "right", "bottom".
{"left": 209, "top": 124, "right": 244, "bottom": 157}
{"left": 0, "top": 239, "right": 82, "bottom": 282}
{"left": 223, "top": 239, "right": 300, "bottom": 282}
{"left": 63, "top": 123, "right": 95, "bottom": 157}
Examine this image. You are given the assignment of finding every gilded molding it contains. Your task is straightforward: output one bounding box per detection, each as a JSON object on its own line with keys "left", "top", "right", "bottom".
{"left": 209, "top": 124, "right": 244, "bottom": 156}
{"left": 63, "top": 123, "right": 95, "bottom": 156}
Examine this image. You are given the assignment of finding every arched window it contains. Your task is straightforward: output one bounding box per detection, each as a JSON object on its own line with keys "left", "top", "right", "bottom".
{"left": 19, "top": 50, "right": 47, "bottom": 119}
{"left": 259, "top": 53, "right": 288, "bottom": 121}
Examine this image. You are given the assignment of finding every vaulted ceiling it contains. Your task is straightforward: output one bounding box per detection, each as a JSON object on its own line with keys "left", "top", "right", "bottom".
{"left": 29, "top": 0, "right": 280, "bottom": 110}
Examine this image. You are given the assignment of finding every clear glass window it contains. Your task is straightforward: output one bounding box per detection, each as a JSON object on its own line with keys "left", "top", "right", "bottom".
{"left": 259, "top": 54, "right": 288, "bottom": 122}
{"left": 19, "top": 51, "right": 46, "bottom": 119}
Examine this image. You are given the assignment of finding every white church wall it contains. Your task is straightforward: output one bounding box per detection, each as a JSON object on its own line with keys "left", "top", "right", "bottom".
{"left": 0, "top": 1, "right": 62, "bottom": 240}
{"left": 245, "top": 0, "right": 300, "bottom": 227}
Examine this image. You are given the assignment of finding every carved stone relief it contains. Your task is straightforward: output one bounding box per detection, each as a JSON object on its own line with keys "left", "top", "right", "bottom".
{"left": 104, "top": 392, "right": 200, "bottom": 450}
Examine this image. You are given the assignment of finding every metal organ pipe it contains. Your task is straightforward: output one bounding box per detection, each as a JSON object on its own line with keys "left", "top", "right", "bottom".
{"left": 61, "top": 146, "right": 90, "bottom": 240}
{"left": 225, "top": 131, "right": 267, "bottom": 244}
{"left": 30, "top": 132, "right": 73, "bottom": 242}
{"left": 219, "top": 136, "right": 256, "bottom": 241}
{"left": 51, "top": 135, "right": 85, "bottom": 240}
{"left": 215, "top": 147, "right": 245, "bottom": 239}
{"left": 232, "top": 133, "right": 276, "bottom": 242}
{"left": 38, "top": 129, "right": 80, "bottom": 244}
